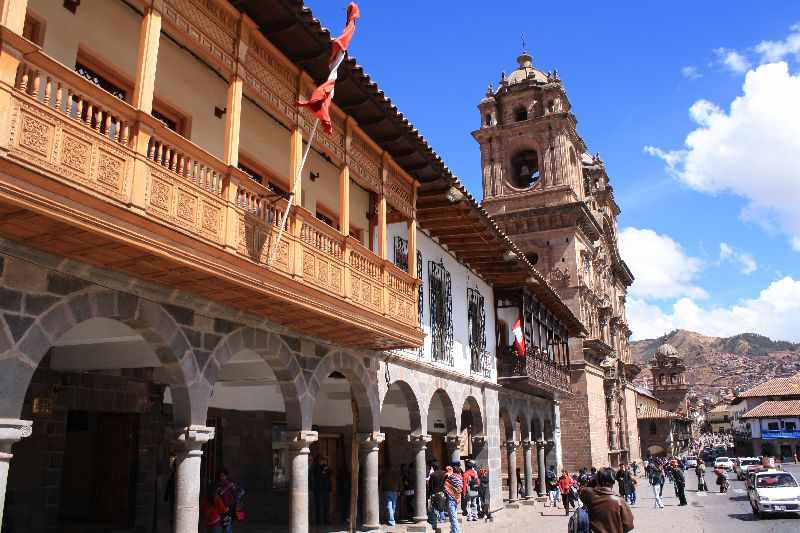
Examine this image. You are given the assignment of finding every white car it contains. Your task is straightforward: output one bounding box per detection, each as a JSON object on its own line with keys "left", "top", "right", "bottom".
{"left": 749, "top": 470, "right": 800, "bottom": 518}
{"left": 714, "top": 456, "right": 734, "bottom": 471}
{"left": 685, "top": 456, "right": 698, "bottom": 468}
{"left": 736, "top": 457, "right": 762, "bottom": 480}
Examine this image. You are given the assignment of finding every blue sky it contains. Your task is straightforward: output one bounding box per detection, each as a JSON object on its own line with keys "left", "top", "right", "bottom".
{"left": 308, "top": 1, "right": 800, "bottom": 341}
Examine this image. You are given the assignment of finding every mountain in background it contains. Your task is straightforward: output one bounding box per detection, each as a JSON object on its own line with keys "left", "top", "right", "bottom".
{"left": 630, "top": 329, "right": 800, "bottom": 401}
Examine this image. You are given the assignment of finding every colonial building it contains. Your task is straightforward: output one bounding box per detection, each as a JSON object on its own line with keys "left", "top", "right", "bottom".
{"left": 0, "top": 1, "right": 582, "bottom": 532}
{"left": 476, "top": 52, "right": 638, "bottom": 470}
{"left": 730, "top": 373, "right": 800, "bottom": 456}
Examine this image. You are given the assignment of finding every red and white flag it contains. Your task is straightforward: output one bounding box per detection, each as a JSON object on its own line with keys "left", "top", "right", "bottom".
{"left": 297, "top": 2, "right": 360, "bottom": 134}
{"left": 512, "top": 318, "right": 525, "bottom": 357}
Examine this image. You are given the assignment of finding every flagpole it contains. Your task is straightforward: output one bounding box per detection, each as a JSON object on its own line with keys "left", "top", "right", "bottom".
{"left": 267, "top": 117, "right": 319, "bottom": 266}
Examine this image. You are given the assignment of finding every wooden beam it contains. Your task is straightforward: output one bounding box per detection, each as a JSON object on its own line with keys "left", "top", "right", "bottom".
{"left": 132, "top": 2, "right": 162, "bottom": 114}
{"left": 339, "top": 165, "right": 350, "bottom": 236}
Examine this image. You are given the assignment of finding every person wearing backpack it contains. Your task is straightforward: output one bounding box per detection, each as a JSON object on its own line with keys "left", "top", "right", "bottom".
{"left": 427, "top": 462, "right": 446, "bottom": 529}
{"left": 462, "top": 461, "right": 480, "bottom": 521}
{"left": 477, "top": 466, "right": 492, "bottom": 522}
{"left": 579, "top": 468, "right": 634, "bottom": 533}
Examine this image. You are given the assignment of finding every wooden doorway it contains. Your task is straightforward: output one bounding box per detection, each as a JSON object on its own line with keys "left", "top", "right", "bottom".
{"left": 430, "top": 434, "right": 446, "bottom": 467}
{"left": 311, "top": 435, "right": 341, "bottom": 524}
{"left": 59, "top": 411, "right": 138, "bottom": 531}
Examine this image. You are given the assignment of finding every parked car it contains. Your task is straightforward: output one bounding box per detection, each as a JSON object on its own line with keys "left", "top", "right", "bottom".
{"left": 735, "top": 457, "right": 762, "bottom": 480}
{"left": 714, "top": 456, "right": 734, "bottom": 471}
{"left": 748, "top": 470, "right": 800, "bottom": 518}
{"left": 686, "top": 456, "right": 699, "bottom": 468}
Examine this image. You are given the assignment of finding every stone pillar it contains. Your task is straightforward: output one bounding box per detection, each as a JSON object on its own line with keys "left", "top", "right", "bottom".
{"left": 553, "top": 402, "right": 563, "bottom": 472}
{"left": 173, "top": 425, "right": 215, "bottom": 533}
{"left": 506, "top": 441, "right": 518, "bottom": 502}
{"left": 359, "top": 432, "right": 384, "bottom": 531}
{"left": 409, "top": 434, "right": 432, "bottom": 523}
{"left": 522, "top": 440, "right": 534, "bottom": 498}
{"left": 446, "top": 435, "right": 461, "bottom": 465}
{"left": 0, "top": 419, "right": 32, "bottom": 527}
{"left": 284, "top": 431, "right": 318, "bottom": 533}
{"left": 536, "top": 440, "right": 547, "bottom": 496}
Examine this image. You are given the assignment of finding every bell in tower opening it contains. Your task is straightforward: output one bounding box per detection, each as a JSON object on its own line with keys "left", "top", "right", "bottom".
{"left": 511, "top": 149, "right": 540, "bottom": 188}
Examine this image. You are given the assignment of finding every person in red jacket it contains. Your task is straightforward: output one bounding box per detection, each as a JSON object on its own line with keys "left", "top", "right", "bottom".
{"left": 461, "top": 461, "right": 480, "bottom": 521}
{"left": 558, "top": 470, "right": 575, "bottom": 516}
{"left": 201, "top": 491, "right": 229, "bottom": 533}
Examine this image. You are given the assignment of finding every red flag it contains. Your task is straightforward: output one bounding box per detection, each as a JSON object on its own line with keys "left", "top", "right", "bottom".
{"left": 512, "top": 318, "right": 525, "bottom": 357}
{"left": 297, "top": 3, "right": 360, "bottom": 134}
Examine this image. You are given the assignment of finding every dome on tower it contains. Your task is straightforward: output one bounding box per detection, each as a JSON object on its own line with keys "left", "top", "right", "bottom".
{"left": 655, "top": 343, "right": 679, "bottom": 357}
{"left": 505, "top": 52, "right": 548, "bottom": 85}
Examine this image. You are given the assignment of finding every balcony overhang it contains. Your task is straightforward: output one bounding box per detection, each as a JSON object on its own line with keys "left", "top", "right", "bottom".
{"left": 497, "top": 349, "right": 571, "bottom": 398}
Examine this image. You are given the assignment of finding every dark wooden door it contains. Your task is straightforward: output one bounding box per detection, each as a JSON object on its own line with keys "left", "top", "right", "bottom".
{"left": 93, "top": 413, "right": 136, "bottom": 526}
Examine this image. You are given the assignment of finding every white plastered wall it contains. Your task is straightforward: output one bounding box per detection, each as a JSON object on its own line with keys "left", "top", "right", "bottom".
{"left": 387, "top": 223, "right": 496, "bottom": 382}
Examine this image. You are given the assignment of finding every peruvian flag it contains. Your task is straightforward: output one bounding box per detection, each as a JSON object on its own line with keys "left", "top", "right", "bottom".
{"left": 296, "top": 3, "right": 360, "bottom": 134}
{"left": 512, "top": 318, "right": 525, "bottom": 357}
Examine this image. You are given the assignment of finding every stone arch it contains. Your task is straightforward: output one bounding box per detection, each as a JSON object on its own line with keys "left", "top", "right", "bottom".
{"left": 461, "top": 395, "right": 484, "bottom": 436}
{"left": 498, "top": 403, "right": 516, "bottom": 441}
{"left": 0, "top": 290, "right": 201, "bottom": 425}
{"left": 428, "top": 388, "right": 458, "bottom": 437}
{"left": 308, "top": 350, "right": 379, "bottom": 433}
{"left": 380, "top": 379, "right": 423, "bottom": 435}
{"left": 206, "top": 327, "right": 307, "bottom": 431}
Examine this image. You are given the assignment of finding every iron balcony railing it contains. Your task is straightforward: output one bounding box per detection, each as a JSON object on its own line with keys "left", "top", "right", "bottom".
{"left": 498, "top": 346, "right": 570, "bottom": 393}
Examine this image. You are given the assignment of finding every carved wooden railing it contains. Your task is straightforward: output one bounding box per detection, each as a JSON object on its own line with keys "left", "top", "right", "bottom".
{"left": 498, "top": 346, "right": 570, "bottom": 393}
{"left": 5, "top": 47, "right": 419, "bottom": 331}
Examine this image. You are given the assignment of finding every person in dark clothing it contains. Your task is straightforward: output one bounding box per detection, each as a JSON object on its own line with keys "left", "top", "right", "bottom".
{"left": 580, "top": 468, "right": 634, "bottom": 533}
{"left": 672, "top": 467, "right": 688, "bottom": 506}
{"left": 427, "top": 462, "right": 446, "bottom": 528}
{"left": 615, "top": 465, "right": 628, "bottom": 499}
{"left": 312, "top": 456, "right": 332, "bottom": 524}
{"left": 477, "top": 466, "right": 492, "bottom": 522}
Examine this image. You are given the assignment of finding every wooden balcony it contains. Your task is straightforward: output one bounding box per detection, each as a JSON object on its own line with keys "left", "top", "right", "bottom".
{"left": 497, "top": 346, "right": 571, "bottom": 396}
{"left": 0, "top": 37, "right": 422, "bottom": 350}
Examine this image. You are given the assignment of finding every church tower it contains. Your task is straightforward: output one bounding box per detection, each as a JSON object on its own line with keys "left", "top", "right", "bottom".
{"left": 475, "top": 51, "right": 638, "bottom": 470}
{"left": 649, "top": 344, "right": 689, "bottom": 414}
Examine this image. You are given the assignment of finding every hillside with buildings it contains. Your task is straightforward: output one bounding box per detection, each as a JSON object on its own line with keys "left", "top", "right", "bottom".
{"left": 631, "top": 330, "right": 800, "bottom": 401}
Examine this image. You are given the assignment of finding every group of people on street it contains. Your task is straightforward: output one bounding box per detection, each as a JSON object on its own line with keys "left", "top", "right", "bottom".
{"left": 644, "top": 457, "right": 687, "bottom": 508}
{"left": 425, "top": 460, "right": 491, "bottom": 533}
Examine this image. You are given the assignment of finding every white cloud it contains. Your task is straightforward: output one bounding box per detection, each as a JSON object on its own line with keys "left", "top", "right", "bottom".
{"left": 628, "top": 277, "right": 800, "bottom": 342}
{"left": 645, "top": 62, "right": 800, "bottom": 250}
{"left": 618, "top": 227, "right": 707, "bottom": 300}
{"left": 680, "top": 65, "right": 702, "bottom": 80}
{"left": 714, "top": 47, "right": 751, "bottom": 73}
{"left": 754, "top": 23, "right": 800, "bottom": 63}
{"left": 719, "top": 242, "right": 757, "bottom": 275}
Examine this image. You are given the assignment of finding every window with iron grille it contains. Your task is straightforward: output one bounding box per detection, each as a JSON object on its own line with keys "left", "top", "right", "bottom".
{"left": 467, "top": 288, "right": 486, "bottom": 373}
{"left": 394, "top": 236, "right": 409, "bottom": 272}
{"left": 428, "top": 260, "right": 453, "bottom": 364}
{"left": 416, "top": 250, "right": 423, "bottom": 325}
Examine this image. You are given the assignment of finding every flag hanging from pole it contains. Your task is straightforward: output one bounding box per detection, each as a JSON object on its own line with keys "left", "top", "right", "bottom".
{"left": 512, "top": 318, "right": 526, "bottom": 357}
{"left": 297, "top": 2, "right": 360, "bottom": 134}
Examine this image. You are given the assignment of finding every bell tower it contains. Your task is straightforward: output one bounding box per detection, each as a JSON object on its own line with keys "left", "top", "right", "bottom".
{"left": 474, "top": 51, "right": 585, "bottom": 208}
{"left": 650, "top": 344, "right": 689, "bottom": 414}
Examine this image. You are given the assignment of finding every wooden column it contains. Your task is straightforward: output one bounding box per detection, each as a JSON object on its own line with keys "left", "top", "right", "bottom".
{"left": 289, "top": 127, "right": 303, "bottom": 208}
{"left": 378, "top": 155, "right": 388, "bottom": 260}
{"left": 132, "top": 1, "right": 162, "bottom": 114}
{"left": 339, "top": 165, "right": 350, "bottom": 237}
{"left": 407, "top": 182, "right": 419, "bottom": 278}
{"left": 0, "top": 0, "right": 28, "bottom": 34}
{"left": 223, "top": 16, "right": 253, "bottom": 167}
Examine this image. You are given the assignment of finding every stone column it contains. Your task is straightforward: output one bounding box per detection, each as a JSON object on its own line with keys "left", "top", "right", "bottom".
{"left": 446, "top": 435, "right": 461, "bottom": 465}
{"left": 536, "top": 439, "right": 547, "bottom": 496}
{"left": 282, "top": 431, "right": 318, "bottom": 533}
{"left": 409, "top": 434, "right": 432, "bottom": 523}
{"left": 506, "top": 441, "right": 518, "bottom": 502}
{"left": 174, "top": 425, "right": 215, "bottom": 533}
{"left": 522, "top": 440, "right": 534, "bottom": 498}
{"left": 0, "top": 419, "right": 32, "bottom": 527}
{"left": 553, "top": 402, "right": 563, "bottom": 472}
{"left": 359, "top": 432, "right": 385, "bottom": 531}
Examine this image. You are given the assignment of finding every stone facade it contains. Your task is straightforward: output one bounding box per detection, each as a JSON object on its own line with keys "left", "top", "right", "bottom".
{"left": 475, "top": 52, "right": 639, "bottom": 470}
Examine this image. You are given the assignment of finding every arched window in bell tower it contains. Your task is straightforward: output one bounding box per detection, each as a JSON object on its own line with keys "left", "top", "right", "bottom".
{"left": 510, "top": 149, "right": 540, "bottom": 188}
{"left": 514, "top": 106, "right": 528, "bottom": 122}
{"left": 485, "top": 113, "right": 493, "bottom": 126}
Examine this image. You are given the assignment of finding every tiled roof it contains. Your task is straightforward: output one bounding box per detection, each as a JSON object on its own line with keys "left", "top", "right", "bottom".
{"left": 737, "top": 374, "right": 800, "bottom": 398}
{"left": 637, "top": 404, "right": 680, "bottom": 420}
{"left": 741, "top": 400, "right": 800, "bottom": 419}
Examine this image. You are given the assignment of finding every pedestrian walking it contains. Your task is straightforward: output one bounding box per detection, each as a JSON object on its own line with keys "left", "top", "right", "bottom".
{"left": 579, "top": 468, "right": 634, "bottom": 533}
{"left": 477, "top": 465, "right": 493, "bottom": 522}
{"left": 650, "top": 466, "right": 664, "bottom": 509}
{"left": 215, "top": 469, "right": 245, "bottom": 533}
{"left": 673, "top": 467, "right": 688, "bottom": 506}
{"left": 615, "top": 464, "right": 628, "bottom": 500}
{"left": 695, "top": 462, "right": 706, "bottom": 492}
{"left": 312, "top": 456, "right": 332, "bottom": 524}
{"left": 546, "top": 466, "right": 559, "bottom": 507}
{"left": 381, "top": 466, "right": 401, "bottom": 526}
{"left": 462, "top": 461, "right": 480, "bottom": 521}
{"left": 559, "top": 469, "right": 575, "bottom": 516}
{"left": 444, "top": 464, "right": 463, "bottom": 533}
{"left": 625, "top": 472, "right": 637, "bottom": 506}
{"left": 427, "top": 462, "right": 446, "bottom": 529}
